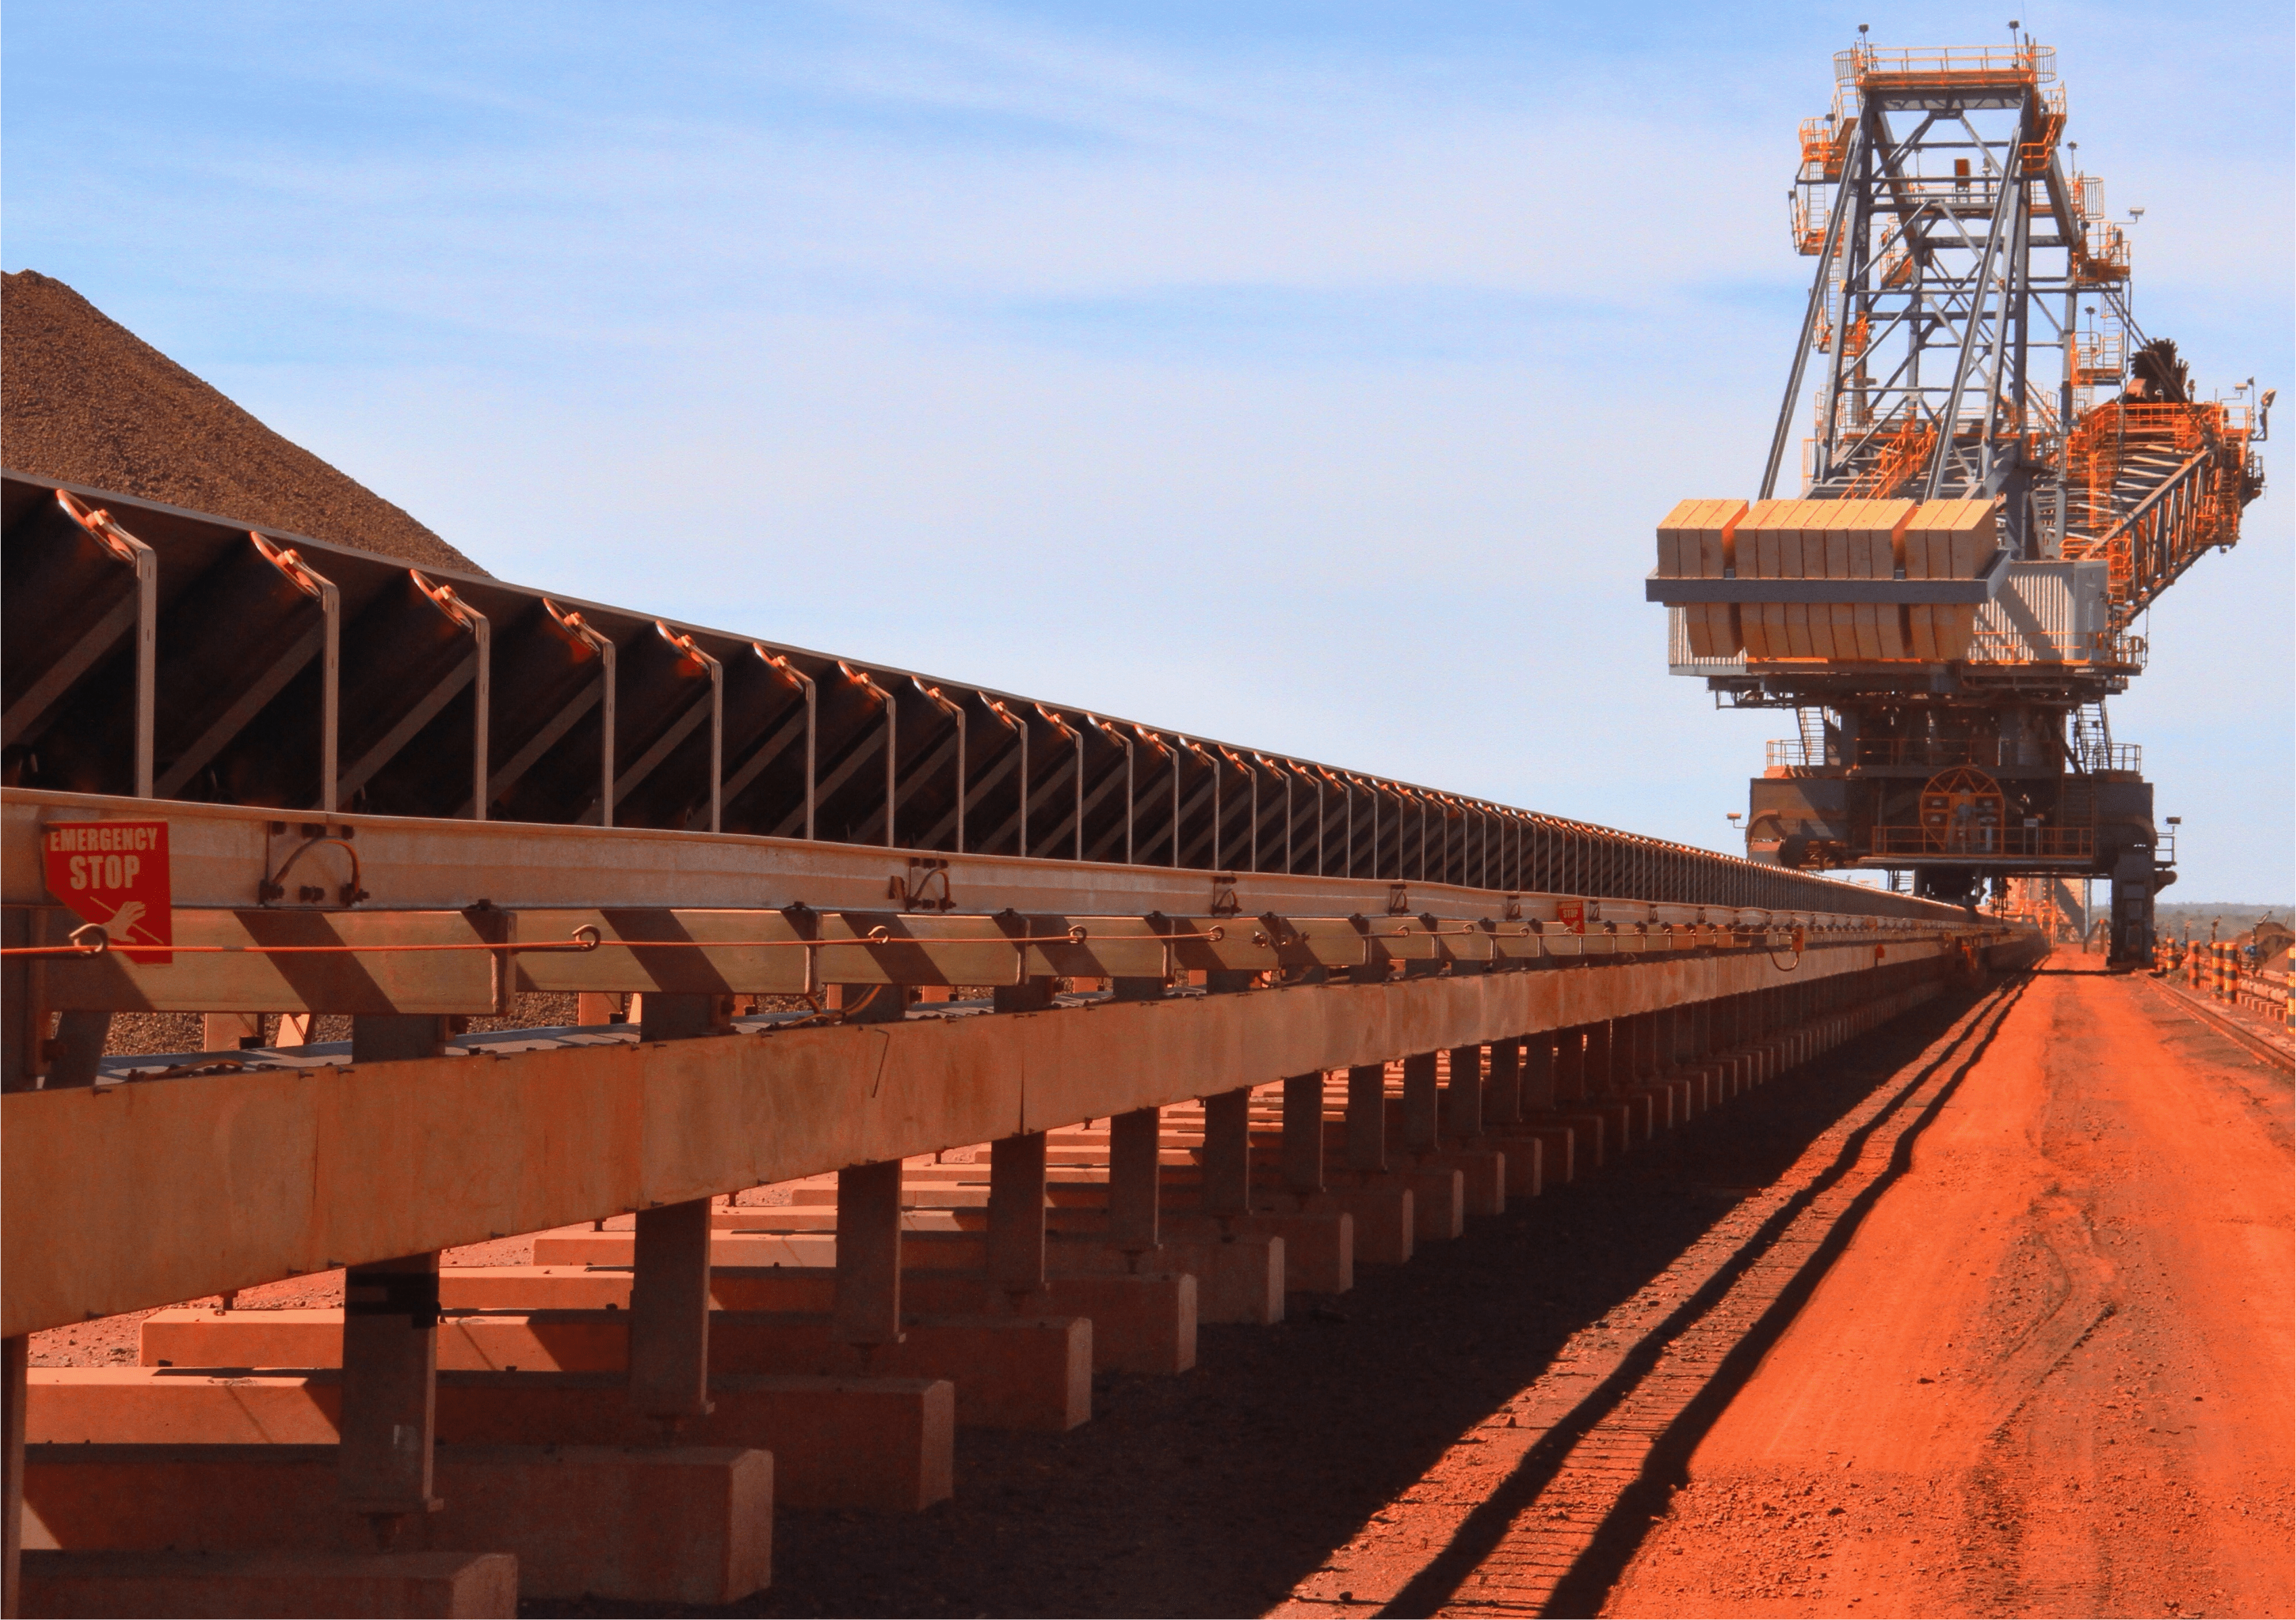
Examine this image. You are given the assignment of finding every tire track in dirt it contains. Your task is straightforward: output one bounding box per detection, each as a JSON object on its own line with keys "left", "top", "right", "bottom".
{"left": 1603, "top": 962, "right": 2294, "bottom": 1619}
{"left": 1272, "top": 979, "right": 2025, "bottom": 1618}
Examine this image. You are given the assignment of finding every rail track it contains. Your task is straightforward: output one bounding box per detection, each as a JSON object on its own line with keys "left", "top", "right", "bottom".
{"left": 2140, "top": 970, "right": 2295, "bottom": 1069}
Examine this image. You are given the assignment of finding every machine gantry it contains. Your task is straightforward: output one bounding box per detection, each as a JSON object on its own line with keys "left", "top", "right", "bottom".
{"left": 1647, "top": 31, "right": 2272, "bottom": 962}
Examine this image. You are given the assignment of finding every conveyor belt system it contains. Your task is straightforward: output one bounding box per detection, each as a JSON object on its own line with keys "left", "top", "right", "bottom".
{"left": 1, "top": 472, "right": 1960, "bottom": 923}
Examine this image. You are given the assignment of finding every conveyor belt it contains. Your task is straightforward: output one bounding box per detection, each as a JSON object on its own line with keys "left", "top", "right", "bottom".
{"left": 0, "top": 472, "right": 1959, "bottom": 924}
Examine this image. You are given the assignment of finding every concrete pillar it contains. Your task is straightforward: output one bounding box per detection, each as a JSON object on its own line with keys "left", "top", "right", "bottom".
{"left": 829, "top": 983, "right": 911, "bottom": 1022}
{"left": 831, "top": 960, "right": 909, "bottom": 1351}
{"left": 0, "top": 960, "right": 44, "bottom": 1608}
{"left": 1584, "top": 1022, "right": 1614, "bottom": 1094}
{"left": 988, "top": 1131, "right": 1049, "bottom": 1288}
{"left": 1444, "top": 1045, "right": 1484, "bottom": 1139}
{"left": 338, "top": 1013, "right": 449, "bottom": 1541}
{"left": 350, "top": 1014, "right": 452, "bottom": 1064}
{"left": 1611, "top": 1014, "right": 1638, "bottom": 1083}
{"left": 574, "top": 991, "right": 621, "bottom": 1026}
{"left": 1521, "top": 1035, "right": 1557, "bottom": 1112}
{"left": 3, "top": 1334, "right": 24, "bottom": 1619}
{"left": 639, "top": 992, "right": 729, "bottom": 1042}
{"left": 1346, "top": 1064, "right": 1387, "bottom": 1172}
{"left": 629, "top": 1199, "right": 714, "bottom": 1426}
{"left": 1555, "top": 1027, "right": 1586, "bottom": 1102}
{"left": 338, "top": 1251, "right": 441, "bottom": 1531}
{"left": 994, "top": 976, "right": 1058, "bottom": 1013}
{"left": 1401, "top": 1052, "right": 1439, "bottom": 1155}
{"left": 1, "top": 907, "right": 39, "bottom": 1094}
{"left": 1631, "top": 1014, "right": 1659, "bottom": 1079}
{"left": 1107, "top": 1106, "right": 1162, "bottom": 1253}
{"left": 40, "top": 1010, "right": 109, "bottom": 1088}
{"left": 1200, "top": 1087, "right": 1252, "bottom": 1217}
{"left": 627, "top": 994, "right": 726, "bottom": 1426}
{"left": 1282, "top": 1072, "right": 1326, "bottom": 1194}
{"left": 833, "top": 1160, "right": 903, "bottom": 1349}
{"left": 1484, "top": 1039, "right": 1522, "bottom": 1125}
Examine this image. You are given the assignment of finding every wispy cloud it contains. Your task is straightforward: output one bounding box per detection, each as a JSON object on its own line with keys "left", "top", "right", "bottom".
{"left": 3, "top": 0, "right": 2288, "bottom": 892}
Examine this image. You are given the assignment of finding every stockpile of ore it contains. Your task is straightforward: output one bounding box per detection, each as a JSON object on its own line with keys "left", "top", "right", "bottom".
{"left": 3, "top": 269, "right": 520, "bottom": 1054}
{"left": 1, "top": 269, "right": 484, "bottom": 575}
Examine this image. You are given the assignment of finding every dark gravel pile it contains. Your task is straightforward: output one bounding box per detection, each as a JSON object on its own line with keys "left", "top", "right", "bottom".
{"left": 1, "top": 269, "right": 484, "bottom": 575}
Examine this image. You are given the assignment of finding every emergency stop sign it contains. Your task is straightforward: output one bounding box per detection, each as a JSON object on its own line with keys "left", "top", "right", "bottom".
{"left": 43, "top": 820, "right": 172, "bottom": 963}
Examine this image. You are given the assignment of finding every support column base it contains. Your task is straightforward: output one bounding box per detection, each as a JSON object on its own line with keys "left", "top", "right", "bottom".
{"left": 18, "top": 1548, "right": 518, "bottom": 1619}
{"left": 23, "top": 1444, "right": 770, "bottom": 1604}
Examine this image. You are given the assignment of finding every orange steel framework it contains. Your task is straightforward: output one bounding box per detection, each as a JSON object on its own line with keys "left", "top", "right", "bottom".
{"left": 1647, "top": 30, "right": 2274, "bottom": 964}
{"left": 0, "top": 455, "right": 2029, "bottom": 1611}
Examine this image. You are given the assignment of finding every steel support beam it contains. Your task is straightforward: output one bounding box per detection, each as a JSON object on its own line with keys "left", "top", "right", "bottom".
{"left": 2, "top": 918, "right": 1989, "bottom": 1338}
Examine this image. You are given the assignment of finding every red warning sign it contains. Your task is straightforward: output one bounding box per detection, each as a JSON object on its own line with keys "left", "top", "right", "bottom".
{"left": 43, "top": 820, "right": 172, "bottom": 963}
{"left": 1557, "top": 899, "right": 1587, "bottom": 936}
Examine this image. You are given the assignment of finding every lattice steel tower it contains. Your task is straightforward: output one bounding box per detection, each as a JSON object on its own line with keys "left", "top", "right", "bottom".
{"left": 1647, "top": 32, "right": 2271, "bottom": 962}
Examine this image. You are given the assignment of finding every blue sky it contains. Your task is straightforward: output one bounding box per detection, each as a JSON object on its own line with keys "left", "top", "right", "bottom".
{"left": 5, "top": 1, "right": 2289, "bottom": 899}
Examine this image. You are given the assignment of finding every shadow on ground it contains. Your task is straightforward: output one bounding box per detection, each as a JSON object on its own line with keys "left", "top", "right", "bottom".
{"left": 524, "top": 988, "right": 1987, "bottom": 1620}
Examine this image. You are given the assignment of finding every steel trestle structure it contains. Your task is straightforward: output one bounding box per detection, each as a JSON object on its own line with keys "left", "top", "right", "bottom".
{"left": 0, "top": 469, "right": 2026, "bottom": 1614}
{"left": 0, "top": 192, "right": 2046, "bottom": 1618}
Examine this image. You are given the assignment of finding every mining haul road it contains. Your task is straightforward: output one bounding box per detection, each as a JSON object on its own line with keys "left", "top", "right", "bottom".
{"left": 1598, "top": 955, "right": 2293, "bottom": 1619}
{"left": 1271, "top": 955, "right": 2291, "bottom": 1620}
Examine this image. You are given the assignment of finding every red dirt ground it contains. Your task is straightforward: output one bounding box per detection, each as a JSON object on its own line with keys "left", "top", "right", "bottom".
{"left": 1595, "top": 956, "right": 2292, "bottom": 1619}
{"left": 1270, "top": 955, "right": 2290, "bottom": 1620}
